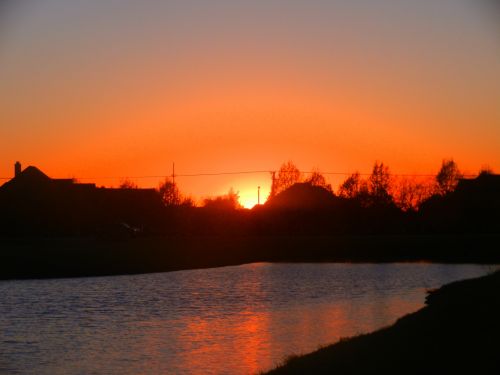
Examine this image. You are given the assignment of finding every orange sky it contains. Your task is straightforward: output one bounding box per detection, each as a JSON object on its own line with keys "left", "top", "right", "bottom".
{"left": 1, "top": 0, "right": 499, "bottom": 207}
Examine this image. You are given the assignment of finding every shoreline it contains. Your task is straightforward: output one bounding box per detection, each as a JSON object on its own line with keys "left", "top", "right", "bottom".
{"left": 1, "top": 234, "right": 500, "bottom": 280}
{"left": 264, "top": 270, "right": 500, "bottom": 374}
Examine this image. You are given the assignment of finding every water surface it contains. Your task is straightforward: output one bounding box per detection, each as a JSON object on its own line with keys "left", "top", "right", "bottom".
{"left": 0, "top": 263, "right": 495, "bottom": 374}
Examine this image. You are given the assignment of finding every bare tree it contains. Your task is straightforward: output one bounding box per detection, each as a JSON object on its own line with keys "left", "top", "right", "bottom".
{"left": 158, "top": 178, "right": 182, "bottom": 206}
{"left": 180, "top": 195, "right": 196, "bottom": 207}
{"left": 270, "top": 161, "right": 303, "bottom": 197}
{"left": 478, "top": 165, "right": 493, "bottom": 176}
{"left": 368, "top": 161, "right": 392, "bottom": 203}
{"left": 203, "top": 187, "right": 243, "bottom": 210}
{"left": 393, "top": 177, "right": 433, "bottom": 211}
{"left": 338, "top": 172, "right": 363, "bottom": 198}
{"left": 119, "top": 179, "right": 138, "bottom": 189}
{"left": 305, "top": 168, "right": 333, "bottom": 192}
{"left": 435, "top": 159, "right": 462, "bottom": 195}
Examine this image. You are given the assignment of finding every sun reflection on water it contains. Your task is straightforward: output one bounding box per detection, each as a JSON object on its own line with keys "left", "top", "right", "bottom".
{"left": 0, "top": 263, "right": 494, "bottom": 374}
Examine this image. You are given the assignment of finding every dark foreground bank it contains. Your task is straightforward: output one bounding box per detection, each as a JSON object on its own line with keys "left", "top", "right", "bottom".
{"left": 265, "top": 270, "right": 500, "bottom": 374}
{"left": 1, "top": 234, "right": 500, "bottom": 279}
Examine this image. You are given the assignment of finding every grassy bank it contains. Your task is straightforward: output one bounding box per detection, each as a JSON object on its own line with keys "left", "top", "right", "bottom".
{"left": 265, "top": 270, "right": 500, "bottom": 374}
{"left": 1, "top": 234, "right": 500, "bottom": 279}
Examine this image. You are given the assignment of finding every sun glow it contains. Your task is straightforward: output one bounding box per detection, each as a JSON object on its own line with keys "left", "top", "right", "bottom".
{"left": 238, "top": 187, "right": 267, "bottom": 209}
{"left": 1, "top": 1, "right": 499, "bottom": 199}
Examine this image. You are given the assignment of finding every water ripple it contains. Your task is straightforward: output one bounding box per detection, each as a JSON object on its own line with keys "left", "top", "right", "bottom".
{"left": 0, "top": 263, "right": 495, "bottom": 374}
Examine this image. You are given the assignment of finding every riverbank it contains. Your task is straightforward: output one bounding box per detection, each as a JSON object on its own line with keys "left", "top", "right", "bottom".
{"left": 265, "top": 270, "right": 500, "bottom": 374}
{"left": 1, "top": 234, "right": 499, "bottom": 279}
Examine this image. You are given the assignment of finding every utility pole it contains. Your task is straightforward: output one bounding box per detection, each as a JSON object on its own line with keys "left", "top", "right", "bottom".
{"left": 270, "top": 171, "right": 276, "bottom": 197}
{"left": 172, "top": 162, "right": 175, "bottom": 185}
{"left": 258, "top": 186, "right": 261, "bottom": 205}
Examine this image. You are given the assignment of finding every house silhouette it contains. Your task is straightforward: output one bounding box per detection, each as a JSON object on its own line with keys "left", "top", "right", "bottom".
{"left": 0, "top": 162, "right": 164, "bottom": 236}
{"left": 420, "top": 172, "right": 500, "bottom": 233}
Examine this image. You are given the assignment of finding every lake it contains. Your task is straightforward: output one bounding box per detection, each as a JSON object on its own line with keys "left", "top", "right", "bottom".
{"left": 0, "top": 263, "right": 495, "bottom": 374}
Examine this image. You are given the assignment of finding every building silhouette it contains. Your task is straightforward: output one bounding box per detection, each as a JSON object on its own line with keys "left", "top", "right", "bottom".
{"left": 0, "top": 162, "right": 164, "bottom": 236}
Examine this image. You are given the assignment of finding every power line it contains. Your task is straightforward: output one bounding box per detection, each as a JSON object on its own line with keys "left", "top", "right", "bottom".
{"left": 176, "top": 170, "right": 271, "bottom": 177}
{"left": 0, "top": 171, "right": 270, "bottom": 180}
{"left": 0, "top": 169, "right": 477, "bottom": 181}
{"left": 75, "top": 170, "right": 272, "bottom": 180}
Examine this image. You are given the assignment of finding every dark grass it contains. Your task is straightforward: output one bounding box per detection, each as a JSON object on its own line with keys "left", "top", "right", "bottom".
{"left": 264, "top": 270, "right": 500, "bottom": 374}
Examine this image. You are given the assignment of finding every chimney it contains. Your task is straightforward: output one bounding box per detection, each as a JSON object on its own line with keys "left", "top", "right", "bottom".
{"left": 15, "top": 161, "right": 21, "bottom": 177}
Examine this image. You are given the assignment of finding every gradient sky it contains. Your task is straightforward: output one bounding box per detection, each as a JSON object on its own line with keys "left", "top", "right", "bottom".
{"left": 1, "top": 0, "right": 499, "bottom": 207}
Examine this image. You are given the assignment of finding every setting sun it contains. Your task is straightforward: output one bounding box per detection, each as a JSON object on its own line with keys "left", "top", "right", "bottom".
{"left": 1, "top": 0, "right": 499, "bottom": 195}
{"left": 239, "top": 190, "right": 259, "bottom": 209}
{"left": 237, "top": 185, "right": 269, "bottom": 209}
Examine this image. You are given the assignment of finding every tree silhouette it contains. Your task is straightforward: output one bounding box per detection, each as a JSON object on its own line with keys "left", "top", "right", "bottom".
{"left": 435, "top": 159, "right": 462, "bottom": 195}
{"left": 478, "top": 165, "right": 493, "bottom": 177}
{"left": 203, "top": 187, "right": 243, "bottom": 210}
{"left": 270, "top": 161, "right": 303, "bottom": 198}
{"left": 119, "top": 179, "right": 138, "bottom": 189}
{"left": 393, "top": 177, "right": 432, "bottom": 211}
{"left": 305, "top": 169, "right": 333, "bottom": 192}
{"left": 368, "top": 161, "right": 393, "bottom": 204}
{"left": 338, "top": 172, "right": 364, "bottom": 199}
{"left": 180, "top": 195, "right": 196, "bottom": 207}
{"left": 158, "top": 178, "right": 182, "bottom": 206}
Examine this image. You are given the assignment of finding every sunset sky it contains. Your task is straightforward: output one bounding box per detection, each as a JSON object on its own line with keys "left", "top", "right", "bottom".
{"left": 1, "top": 0, "right": 499, "bottom": 207}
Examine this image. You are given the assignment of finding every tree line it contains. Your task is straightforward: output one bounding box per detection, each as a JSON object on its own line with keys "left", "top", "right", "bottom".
{"left": 130, "top": 158, "right": 488, "bottom": 211}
